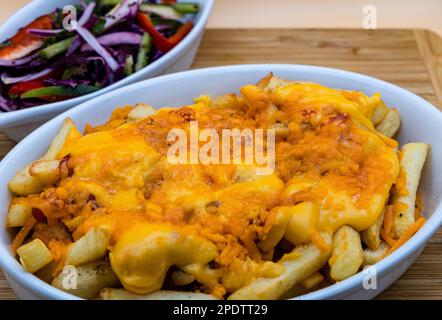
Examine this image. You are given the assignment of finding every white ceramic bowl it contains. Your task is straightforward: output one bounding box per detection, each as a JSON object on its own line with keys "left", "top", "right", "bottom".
{"left": 0, "top": 0, "right": 214, "bottom": 142}
{"left": 1, "top": 64, "right": 441, "bottom": 300}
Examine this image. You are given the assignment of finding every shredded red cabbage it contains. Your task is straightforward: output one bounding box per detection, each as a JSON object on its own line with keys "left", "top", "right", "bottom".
{"left": 27, "top": 29, "right": 64, "bottom": 36}
{"left": 75, "top": 26, "right": 119, "bottom": 72}
{"left": 1, "top": 68, "right": 53, "bottom": 85}
{"left": 43, "top": 79, "right": 90, "bottom": 88}
{"left": 104, "top": 0, "right": 142, "bottom": 30}
{"left": 0, "top": 53, "right": 39, "bottom": 67}
{"left": 77, "top": 2, "right": 96, "bottom": 27}
{"left": 80, "top": 32, "right": 142, "bottom": 51}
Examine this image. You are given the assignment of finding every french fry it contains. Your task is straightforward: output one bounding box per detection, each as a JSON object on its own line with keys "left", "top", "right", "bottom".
{"left": 17, "top": 239, "right": 53, "bottom": 273}
{"left": 127, "top": 103, "right": 155, "bottom": 122}
{"left": 29, "top": 160, "right": 61, "bottom": 185}
{"left": 284, "top": 202, "right": 319, "bottom": 246}
{"left": 8, "top": 118, "right": 76, "bottom": 196}
{"left": 371, "top": 101, "right": 389, "bottom": 125}
{"left": 362, "top": 242, "right": 389, "bottom": 266}
{"left": 392, "top": 143, "right": 429, "bottom": 238}
{"left": 44, "top": 118, "right": 76, "bottom": 160}
{"left": 228, "top": 233, "right": 331, "bottom": 300}
{"left": 361, "top": 211, "right": 384, "bottom": 250}
{"left": 262, "top": 75, "right": 293, "bottom": 91}
{"left": 62, "top": 215, "right": 87, "bottom": 232}
{"left": 6, "top": 202, "right": 32, "bottom": 228}
{"left": 258, "top": 206, "right": 291, "bottom": 253}
{"left": 329, "top": 226, "right": 363, "bottom": 281}
{"left": 100, "top": 289, "right": 218, "bottom": 300}
{"left": 256, "top": 72, "right": 273, "bottom": 88}
{"left": 375, "top": 108, "right": 400, "bottom": 137}
{"left": 8, "top": 167, "right": 44, "bottom": 197}
{"left": 170, "top": 269, "right": 195, "bottom": 286}
{"left": 52, "top": 259, "right": 120, "bottom": 299}
{"left": 300, "top": 271, "right": 324, "bottom": 290}
{"left": 65, "top": 227, "right": 110, "bottom": 266}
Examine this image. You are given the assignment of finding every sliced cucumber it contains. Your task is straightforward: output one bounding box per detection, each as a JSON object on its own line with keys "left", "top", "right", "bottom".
{"left": 124, "top": 55, "right": 134, "bottom": 76}
{"left": 173, "top": 2, "right": 200, "bottom": 14}
{"left": 139, "top": 4, "right": 183, "bottom": 20}
{"left": 21, "top": 85, "right": 100, "bottom": 99}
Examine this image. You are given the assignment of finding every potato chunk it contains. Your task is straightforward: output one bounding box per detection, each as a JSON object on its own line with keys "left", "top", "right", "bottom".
{"left": 17, "top": 239, "right": 53, "bottom": 273}
{"left": 7, "top": 203, "right": 32, "bottom": 228}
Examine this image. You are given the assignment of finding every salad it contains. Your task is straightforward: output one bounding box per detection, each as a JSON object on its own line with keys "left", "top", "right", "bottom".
{"left": 0, "top": 0, "right": 199, "bottom": 112}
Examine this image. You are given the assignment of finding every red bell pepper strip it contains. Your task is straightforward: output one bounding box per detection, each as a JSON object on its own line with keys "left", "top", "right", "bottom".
{"left": 7, "top": 68, "right": 57, "bottom": 98}
{"left": 0, "top": 15, "right": 53, "bottom": 60}
{"left": 9, "top": 81, "right": 66, "bottom": 102}
{"left": 8, "top": 80, "right": 45, "bottom": 97}
{"left": 168, "top": 21, "right": 193, "bottom": 44}
{"left": 136, "top": 12, "right": 193, "bottom": 52}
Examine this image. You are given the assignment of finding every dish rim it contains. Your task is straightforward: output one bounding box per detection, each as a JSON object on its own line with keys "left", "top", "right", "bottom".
{"left": 0, "top": 63, "right": 441, "bottom": 300}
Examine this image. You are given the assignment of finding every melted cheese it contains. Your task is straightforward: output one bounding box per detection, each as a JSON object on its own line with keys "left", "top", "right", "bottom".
{"left": 20, "top": 80, "right": 399, "bottom": 297}
{"left": 109, "top": 224, "right": 218, "bottom": 294}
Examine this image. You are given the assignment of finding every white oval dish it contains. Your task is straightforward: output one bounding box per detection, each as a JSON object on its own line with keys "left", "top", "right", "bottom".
{"left": 0, "top": 64, "right": 441, "bottom": 300}
{"left": 0, "top": 0, "right": 214, "bottom": 142}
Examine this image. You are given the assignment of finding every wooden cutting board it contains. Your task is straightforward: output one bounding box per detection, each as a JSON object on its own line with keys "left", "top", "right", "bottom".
{"left": 1, "top": 28, "right": 442, "bottom": 300}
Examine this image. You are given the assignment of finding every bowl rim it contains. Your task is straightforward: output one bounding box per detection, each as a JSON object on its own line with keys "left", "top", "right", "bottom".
{"left": 1, "top": 63, "right": 441, "bottom": 300}
{"left": 0, "top": 0, "right": 214, "bottom": 129}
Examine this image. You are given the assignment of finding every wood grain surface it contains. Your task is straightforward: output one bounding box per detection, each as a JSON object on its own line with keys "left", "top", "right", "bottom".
{"left": 1, "top": 28, "right": 442, "bottom": 300}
